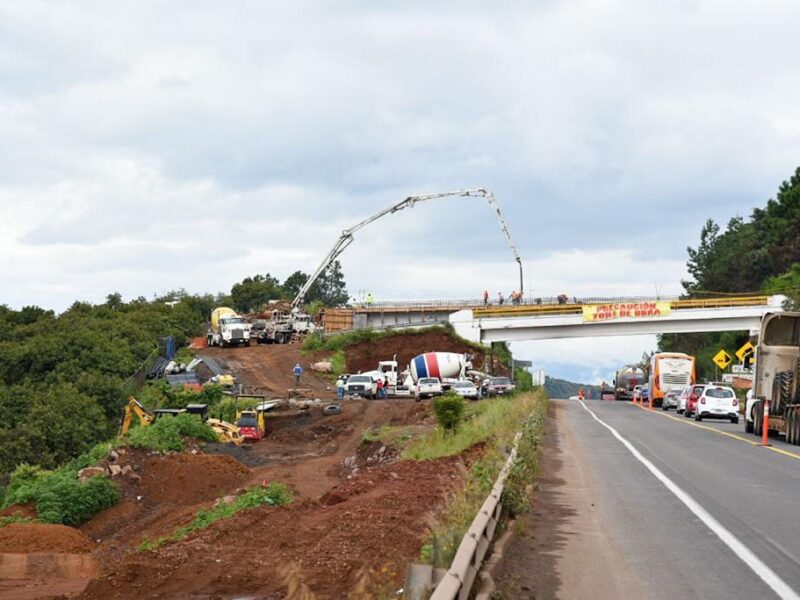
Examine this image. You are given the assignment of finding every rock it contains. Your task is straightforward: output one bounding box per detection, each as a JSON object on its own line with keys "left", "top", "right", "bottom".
{"left": 214, "top": 495, "right": 237, "bottom": 507}
{"left": 311, "top": 361, "right": 333, "bottom": 373}
{"left": 117, "top": 448, "right": 126, "bottom": 455}
{"left": 78, "top": 467, "right": 107, "bottom": 482}
{"left": 191, "top": 449, "right": 198, "bottom": 455}
{"left": 109, "top": 450, "right": 119, "bottom": 462}
{"left": 389, "top": 472, "right": 399, "bottom": 479}
{"left": 121, "top": 465, "right": 133, "bottom": 476}
{"left": 108, "top": 464, "right": 123, "bottom": 477}
{"left": 127, "top": 473, "right": 142, "bottom": 484}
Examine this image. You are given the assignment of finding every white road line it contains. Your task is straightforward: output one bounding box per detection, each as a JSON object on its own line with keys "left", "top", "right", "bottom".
{"left": 577, "top": 400, "right": 800, "bottom": 600}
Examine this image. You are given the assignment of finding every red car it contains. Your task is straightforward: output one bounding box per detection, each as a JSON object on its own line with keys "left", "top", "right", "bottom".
{"left": 684, "top": 384, "right": 707, "bottom": 418}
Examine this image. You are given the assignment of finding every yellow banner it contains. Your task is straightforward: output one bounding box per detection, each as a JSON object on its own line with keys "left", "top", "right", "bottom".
{"left": 582, "top": 301, "right": 672, "bottom": 322}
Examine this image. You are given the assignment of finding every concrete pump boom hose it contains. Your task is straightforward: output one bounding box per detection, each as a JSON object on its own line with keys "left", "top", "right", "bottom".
{"left": 292, "top": 188, "right": 523, "bottom": 308}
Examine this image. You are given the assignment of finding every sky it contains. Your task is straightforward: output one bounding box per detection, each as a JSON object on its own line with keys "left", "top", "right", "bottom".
{"left": 2, "top": 1, "right": 800, "bottom": 383}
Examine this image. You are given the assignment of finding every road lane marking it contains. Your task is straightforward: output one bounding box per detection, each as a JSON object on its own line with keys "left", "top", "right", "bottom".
{"left": 630, "top": 403, "right": 800, "bottom": 461}
{"left": 578, "top": 400, "right": 800, "bottom": 600}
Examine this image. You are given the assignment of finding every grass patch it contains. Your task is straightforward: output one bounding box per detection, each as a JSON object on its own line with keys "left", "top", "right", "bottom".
{"left": 139, "top": 483, "right": 293, "bottom": 550}
{"left": 403, "top": 393, "right": 537, "bottom": 461}
{"left": 1, "top": 444, "right": 120, "bottom": 525}
{"left": 417, "top": 390, "right": 548, "bottom": 567}
{"left": 126, "top": 413, "right": 219, "bottom": 452}
{"left": 0, "top": 515, "right": 38, "bottom": 527}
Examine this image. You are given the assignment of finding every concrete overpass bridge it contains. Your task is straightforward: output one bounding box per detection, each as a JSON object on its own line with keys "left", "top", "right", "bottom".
{"left": 448, "top": 295, "right": 786, "bottom": 343}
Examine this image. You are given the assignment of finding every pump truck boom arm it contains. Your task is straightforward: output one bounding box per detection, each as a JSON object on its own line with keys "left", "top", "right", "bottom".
{"left": 291, "top": 188, "right": 523, "bottom": 309}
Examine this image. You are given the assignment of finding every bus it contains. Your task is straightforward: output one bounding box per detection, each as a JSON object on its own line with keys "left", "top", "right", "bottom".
{"left": 649, "top": 352, "right": 696, "bottom": 406}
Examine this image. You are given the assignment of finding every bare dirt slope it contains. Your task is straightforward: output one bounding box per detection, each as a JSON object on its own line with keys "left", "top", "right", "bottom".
{"left": 200, "top": 343, "right": 333, "bottom": 397}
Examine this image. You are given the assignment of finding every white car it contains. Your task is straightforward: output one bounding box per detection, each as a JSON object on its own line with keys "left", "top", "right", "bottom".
{"left": 695, "top": 385, "right": 739, "bottom": 423}
{"left": 345, "top": 374, "right": 377, "bottom": 399}
{"left": 452, "top": 380, "right": 479, "bottom": 400}
{"left": 416, "top": 377, "right": 443, "bottom": 400}
{"left": 662, "top": 389, "right": 681, "bottom": 411}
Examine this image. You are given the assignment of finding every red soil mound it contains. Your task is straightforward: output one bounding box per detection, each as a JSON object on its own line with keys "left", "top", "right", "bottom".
{"left": 139, "top": 453, "right": 251, "bottom": 506}
{"left": 344, "top": 330, "right": 490, "bottom": 374}
{"left": 0, "top": 524, "right": 93, "bottom": 554}
{"left": 81, "top": 452, "right": 252, "bottom": 546}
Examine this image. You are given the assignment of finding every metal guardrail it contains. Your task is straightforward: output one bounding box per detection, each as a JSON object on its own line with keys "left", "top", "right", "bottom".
{"left": 429, "top": 431, "right": 522, "bottom": 600}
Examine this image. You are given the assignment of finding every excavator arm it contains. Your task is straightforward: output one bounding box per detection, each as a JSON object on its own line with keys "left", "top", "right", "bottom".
{"left": 291, "top": 188, "right": 523, "bottom": 309}
{"left": 119, "top": 397, "right": 154, "bottom": 437}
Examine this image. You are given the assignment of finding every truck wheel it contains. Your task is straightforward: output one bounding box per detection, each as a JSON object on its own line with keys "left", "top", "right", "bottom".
{"left": 787, "top": 411, "right": 795, "bottom": 445}
{"left": 745, "top": 417, "right": 753, "bottom": 434}
{"left": 245, "top": 340, "right": 251, "bottom": 347}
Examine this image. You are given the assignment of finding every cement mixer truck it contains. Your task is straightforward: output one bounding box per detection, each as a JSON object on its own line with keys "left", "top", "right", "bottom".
{"left": 207, "top": 307, "right": 252, "bottom": 348}
{"left": 403, "top": 352, "right": 473, "bottom": 395}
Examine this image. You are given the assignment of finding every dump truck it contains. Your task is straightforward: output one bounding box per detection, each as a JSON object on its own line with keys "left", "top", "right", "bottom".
{"left": 207, "top": 307, "right": 252, "bottom": 348}
{"left": 747, "top": 312, "right": 800, "bottom": 444}
{"left": 613, "top": 365, "right": 646, "bottom": 401}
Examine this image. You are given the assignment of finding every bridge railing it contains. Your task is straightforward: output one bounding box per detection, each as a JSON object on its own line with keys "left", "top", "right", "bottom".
{"left": 471, "top": 295, "right": 771, "bottom": 319}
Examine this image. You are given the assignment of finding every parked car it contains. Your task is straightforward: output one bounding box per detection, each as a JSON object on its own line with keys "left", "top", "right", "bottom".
{"left": 486, "top": 377, "right": 515, "bottom": 397}
{"left": 684, "top": 384, "right": 707, "bottom": 418}
{"left": 677, "top": 384, "right": 692, "bottom": 414}
{"left": 640, "top": 386, "right": 650, "bottom": 404}
{"left": 662, "top": 389, "right": 680, "bottom": 411}
{"left": 345, "top": 374, "right": 377, "bottom": 399}
{"left": 416, "top": 377, "right": 443, "bottom": 399}
{"left": 452, "top": 380, "right": 479, "bottom": 400}
{"left": 695, "top": 385, "right": 739, "bottom": 423}
{"left": 632, "top": 385, "right": 643, "bottom": 402}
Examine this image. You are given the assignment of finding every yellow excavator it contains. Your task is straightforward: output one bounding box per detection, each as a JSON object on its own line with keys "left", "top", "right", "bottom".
{"left": 120, "top": 397, "right": 243, "bottom": 445}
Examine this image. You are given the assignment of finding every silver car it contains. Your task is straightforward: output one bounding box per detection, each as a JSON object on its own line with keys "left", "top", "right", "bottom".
{"left": 452, "top": 380, "right": 479, "bottom": 400}
{"left": 662, "top": 389, "right": 680, "bottom": 411}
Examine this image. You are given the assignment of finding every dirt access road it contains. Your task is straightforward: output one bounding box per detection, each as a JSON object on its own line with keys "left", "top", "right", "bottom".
{"left": 201, "top": 343, "right": 333, "bottom": 397}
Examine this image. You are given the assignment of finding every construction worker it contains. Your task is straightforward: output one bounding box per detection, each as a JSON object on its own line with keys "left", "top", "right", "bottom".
{"left": 482, "top": 290, "right": 489, "bottom": 306}
{"left": 293, "top": 363, "right": 303, "bottom": 385}
{"left": 336, "top": 375, "right": 346, "bottom": 400}
{"left": 366, "top": 292, "right": 374, "bottom": 306}
{"left": 498, "top": 292, "right": 505, "bottom": 305}
{"left": 376, "top": 377, "right": 384, "bottom": 399}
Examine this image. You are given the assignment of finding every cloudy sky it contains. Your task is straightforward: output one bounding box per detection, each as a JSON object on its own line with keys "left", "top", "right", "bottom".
{"left": 2, "top": 1, "right": 799, "bottom": 382}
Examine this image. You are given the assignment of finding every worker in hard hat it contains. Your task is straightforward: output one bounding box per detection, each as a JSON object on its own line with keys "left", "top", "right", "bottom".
{"left": 366, "top": 292, "right": 374, "bottom": 306}
{"left": 483, "top": 290, "right": 489, "bottom": 306}
{"left": 335, "top": 375, "right": 346, "bottom": 400}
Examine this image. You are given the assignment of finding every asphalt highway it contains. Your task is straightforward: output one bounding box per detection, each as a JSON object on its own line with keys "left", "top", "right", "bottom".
{"left": 495, "top": 399, "right": 800, "bottom": 599}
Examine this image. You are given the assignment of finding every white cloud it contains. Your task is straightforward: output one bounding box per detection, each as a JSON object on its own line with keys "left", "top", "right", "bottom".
{"left": 1, "top": 0, "right": 799, "bottom": 371}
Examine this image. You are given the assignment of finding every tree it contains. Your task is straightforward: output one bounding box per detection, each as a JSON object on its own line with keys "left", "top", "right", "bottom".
{"left": 282, "top": 271, "right": 310, "bottom": 299}
{"left": 230, "top": 274, "right": 284, "bottom": 313}
{"left": 314, "top": 260, "right": 349, "bottom": 307}
{"left": 26, "top": 384, "right": 108, "bottom": 469}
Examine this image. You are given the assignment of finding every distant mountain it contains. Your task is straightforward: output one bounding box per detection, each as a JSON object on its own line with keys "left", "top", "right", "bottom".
{"left": 545, "top": 376, "right": 602, "bottom": 399}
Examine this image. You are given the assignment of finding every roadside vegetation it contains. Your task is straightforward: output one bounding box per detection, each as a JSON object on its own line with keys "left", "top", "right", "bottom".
{"left": 661, "top": 166, "right": 800, "bottom": 379}
{"left": 301, "top": 324, "right": 483, "bottom": 354}
{"left": 415, "top": 389, "right": 548, "bottom": 567}
{"left": 138, "top": 483, "right": 293, "bottom": 550}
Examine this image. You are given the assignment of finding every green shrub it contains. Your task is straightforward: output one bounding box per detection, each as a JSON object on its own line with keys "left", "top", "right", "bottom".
{"left": 126, "top": 413, "right": 218, "bottom": 452}
{"left": 2, "top": 462, "right": 119, "bottom": 525}
{"left": 433, "top": 392, "right": 465, "bottom": 432}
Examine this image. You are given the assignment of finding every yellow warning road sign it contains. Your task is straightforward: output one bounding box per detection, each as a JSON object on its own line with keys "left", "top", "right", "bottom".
{"left": 735, "top": 341, "right": 755, "bottom": 362}
{"left": 713, "top": 349, "right": 733, "bottom": 370}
